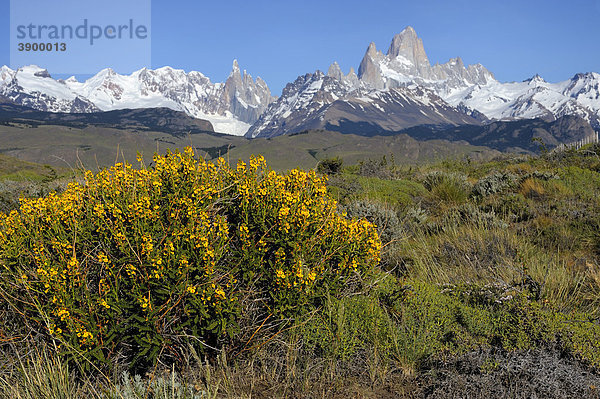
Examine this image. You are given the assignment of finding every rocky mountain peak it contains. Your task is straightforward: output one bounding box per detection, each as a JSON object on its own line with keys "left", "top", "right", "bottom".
{"left": 327, "top": 62, "right": 343, "bottom": 80}
{"left": 366, "top": 42, "right": 379, "bottom": 57}
{"left": 387, "top": 26, "right": 430, "bottom": 69}
{"left": 447, "top": 57, "right": 464, "bottom": 68}
{"left": 223, "top": 60, "right": 274, "bottom": 126}
{"left": 357, "top": 28, "right": 497, "bottom": 90}
{"left": 525, "top": 74, "right": 546, "bottom": 84}
{"left": 229, "top": 59, "right": 242, "bottom": 80}
{"left": 358, "top": 43, "right": 385, "bottom": 89}
{"left": 103, "top": 68, "right": 116, "bottom": 76}
{"left": 0, "top": 66, "right": 14, "bottom": 84}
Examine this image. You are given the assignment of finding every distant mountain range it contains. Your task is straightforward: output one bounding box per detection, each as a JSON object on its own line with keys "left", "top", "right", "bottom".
{"left": 397, "top": 114, "right": 595, "bottom": 153}
{"left": 0, "top": 61, "right": 273, "bottom": 136}
{"left": 248, "top": 27, "right": 600, "bottom": 138}
{"left": 1, "top": 26, "right": 599, "bottom": 143}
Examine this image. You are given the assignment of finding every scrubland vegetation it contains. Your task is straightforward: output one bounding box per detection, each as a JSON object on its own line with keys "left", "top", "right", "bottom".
{"left": 0, "top": 145, "right": 600, "bottom": 398}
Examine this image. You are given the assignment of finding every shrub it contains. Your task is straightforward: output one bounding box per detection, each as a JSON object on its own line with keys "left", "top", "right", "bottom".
{"left": 422, "top": 171, "right": 470, "bottom": 192}
{"left": 519, "top": 178, "right": 546, "bottom": 199}
{"left": 444, "top": 203, "right": 508, "bottom": 230}
{"left": 400, "top": 206, "right": 429, "bottom": 235}
{"left": 422, "top": 171, "right": 472, "bottom": 205}
{"left": 472, "top": 171, "right": 517, "bottom": 198}
{"left": 493, "top": 193, "right": 532, "bottom": 222}
{"left": 343, "top": 199, "right": 401, "bottom": 245}
{"left": 0, "top": 148, "right": 381, "bottom": 371}
{"left": 357, "top": 156, "right": 395, "bottom": 179}
{"left": 392, "top": 281, "right": 600, "bottom": 370}
{"left": 527, "top": 171, "right": 558, "bottom": 181}
{"left": 316, "top": 157, "right": 343, "bottom": 175}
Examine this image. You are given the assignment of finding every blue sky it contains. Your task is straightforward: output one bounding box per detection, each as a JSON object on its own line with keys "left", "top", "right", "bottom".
{"left": 1, "top": 0, "right": 599, "bottom": 95}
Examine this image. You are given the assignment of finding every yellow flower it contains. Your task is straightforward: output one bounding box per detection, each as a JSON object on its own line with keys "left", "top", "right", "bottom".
{"left": 138, "top": 296, "right": 150, "bottom": 311}
{"left": 97, "top": 252, "right": 110, "bottom": 264}
{"left": 214, "top": 287, "right": 226, "bottom": 299}
{"left": 125, "top": 264, "right": 137, "bottom": 277}
{"left": 57, "top": 308, "right": 70, "bottom": 321}
{"left": 278, "top": 207, "right": 290, "bottom": 218}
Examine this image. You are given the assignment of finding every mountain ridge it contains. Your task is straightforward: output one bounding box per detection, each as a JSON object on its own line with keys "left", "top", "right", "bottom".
{"left": 0, "top": 101, "right": 215, "bottom": 135}
{"left": 0, "top": 62, "right": 274, "bottom": 136}
{"left": 248, "top": 26, "right": 600, "bottom": 138}
{"left": 2, "top": 26, "right": 599, "bottom": 138}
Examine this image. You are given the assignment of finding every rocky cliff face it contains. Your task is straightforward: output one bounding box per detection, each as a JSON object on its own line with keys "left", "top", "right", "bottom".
{"left": 223, "top": 60, "right": 273, "bottom": 125}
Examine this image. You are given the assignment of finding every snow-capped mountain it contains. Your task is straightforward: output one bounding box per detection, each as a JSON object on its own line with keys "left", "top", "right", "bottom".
{"left": 249, "top": 26, "right": 600, "bottom": 138}
{"left": 246, "top": 70, "right": 482, "bottom": 138}
{"left": 247, "top": 27, "right": 492, "bottom": 138}
{"left": 443, "top": 73, "right": 600, "bottom": 127}
{"left": 358, "top": 27, "right": 600, "bottom": 128}
{"left": 246, "top": 70, "right": 367, "bottom": 138}
{"left": 0, "top": 65, "right": 100, "bottom": 113}
{"left": 0, "top": 61, "right": 274, "bottom": 136}
{"left": 3, "top": 26, "right": 599, "bottom": 138}
{"left": 357, "top": 27, "right": 494, "bottom": 90}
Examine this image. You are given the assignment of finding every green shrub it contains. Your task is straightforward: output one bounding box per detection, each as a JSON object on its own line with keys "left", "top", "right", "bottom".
{"left": 391, "top": 281, "right": 600, "bottom": 369}
{"left": 444, "top": 203, "right": 508, "bottom": 230}
{"left": 0, "top": 149, "right": 381, "bottom": 371}
{"left": 316, "top": 157, "right": 343, "bottom": 175}
{"left": 494, "top": 193, "right": 532, "bottom": 222}
{"left": 472, "top": 171, "right": 517, "bottom": 198}
{"left": 357, "top": 156, "right": 396, "bottom": 179}
{"left": 422, "top": 171, "right": 471, "bottom": 205}
{"left": 343, "top": 199, "right": 401, "bottom": 245}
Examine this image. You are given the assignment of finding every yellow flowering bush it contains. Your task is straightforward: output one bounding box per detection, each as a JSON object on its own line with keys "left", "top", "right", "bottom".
{"left": 0, "top": 148, "right": 380, "bottom": 370}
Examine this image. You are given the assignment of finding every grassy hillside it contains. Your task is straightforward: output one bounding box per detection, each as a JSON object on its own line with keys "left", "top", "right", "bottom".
{"left": 0, "top": 123, "right": 499, "bottom": 171}
{"left": 0, "top": 144, "right": 599, "bottom": 398}
{"left": 225, "top": 130, "right": 499, "bottom": 170}
{"left": 0, "top": 153, "right": 69, "bottom": 213}
{"left": 0, "top": 153, "right": 59, "bottom": 181}
{"left": 0, "top": 123, "right": 247, "bottom": 169}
